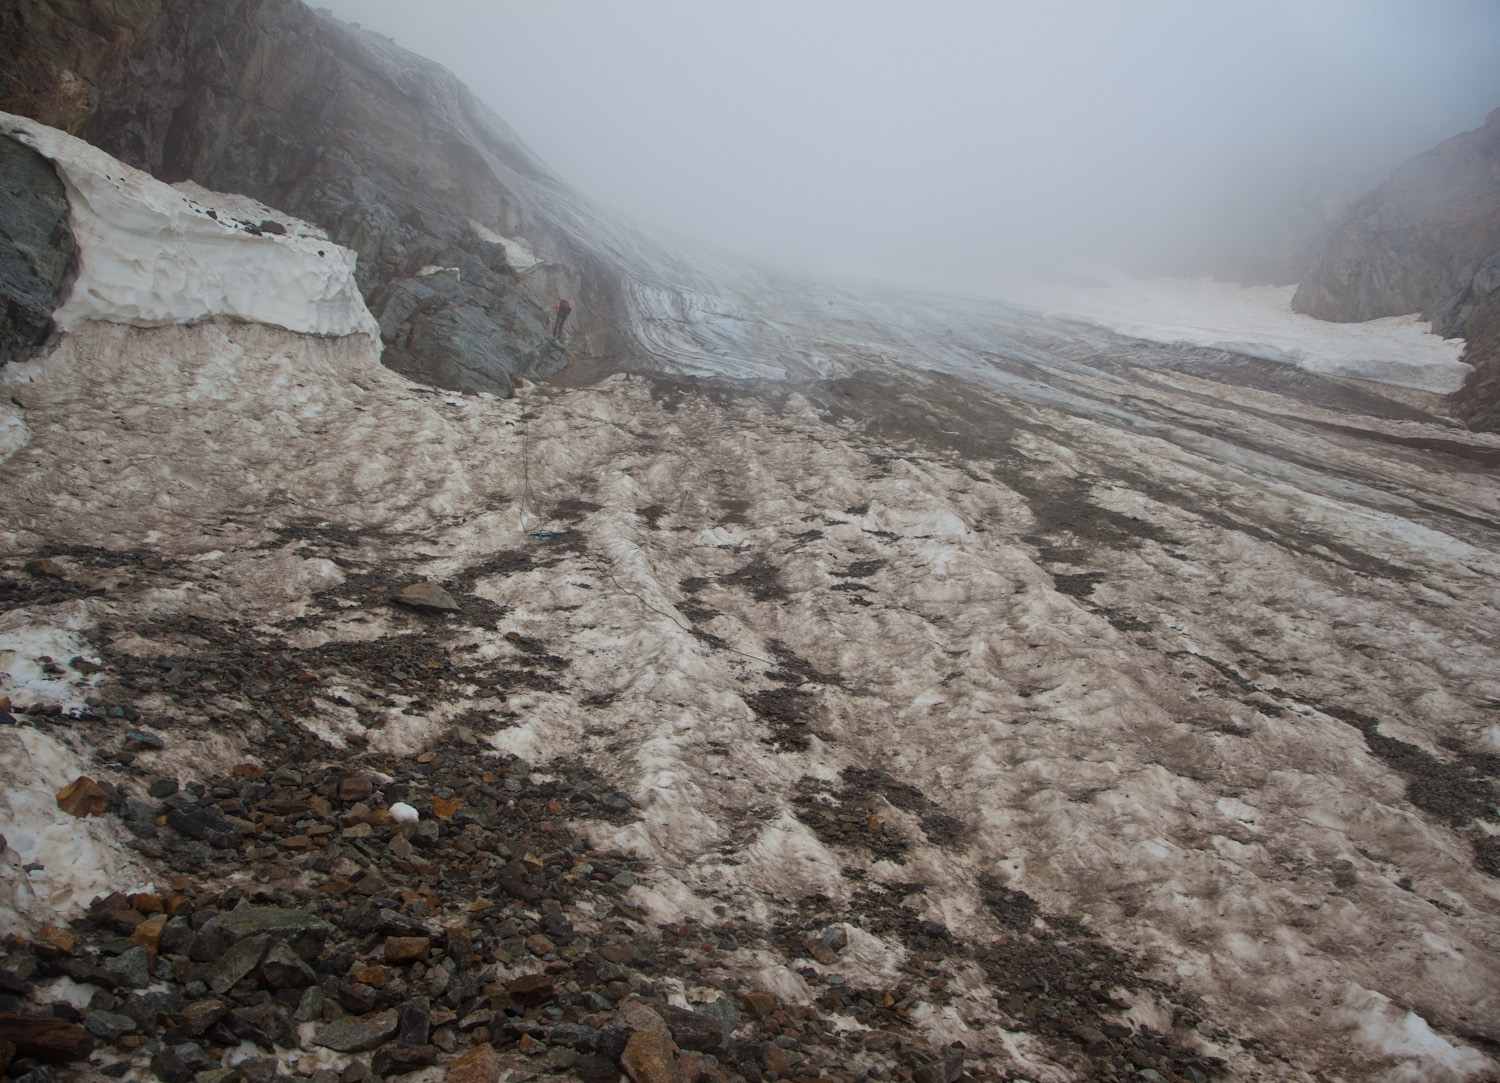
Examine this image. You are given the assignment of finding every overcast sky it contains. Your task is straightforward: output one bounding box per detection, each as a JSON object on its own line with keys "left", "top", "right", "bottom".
{"left": 318, "top": 0, "right": 1500, "bottom": 284}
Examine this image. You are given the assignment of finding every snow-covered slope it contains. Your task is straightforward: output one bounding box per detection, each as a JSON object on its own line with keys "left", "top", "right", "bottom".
{"left": 4, "top": 117, "right": 1500, "bottom": 1083}
{"left": 1, "top": 112, "right": 378, "bottom": 340}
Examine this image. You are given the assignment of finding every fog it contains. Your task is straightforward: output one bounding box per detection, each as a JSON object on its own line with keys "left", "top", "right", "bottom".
{"left": 318, "top": 0, "right": 1500, "bottom": 288}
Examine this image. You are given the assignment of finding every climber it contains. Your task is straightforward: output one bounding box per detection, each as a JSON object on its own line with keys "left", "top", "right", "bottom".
{"left": 553, "top": 298, "right": 572, "bottom": 338}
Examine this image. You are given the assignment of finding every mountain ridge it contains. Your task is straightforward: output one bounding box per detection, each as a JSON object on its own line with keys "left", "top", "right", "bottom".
{"left": 1293, "top": 107, "right": 1500, "bottom": 429}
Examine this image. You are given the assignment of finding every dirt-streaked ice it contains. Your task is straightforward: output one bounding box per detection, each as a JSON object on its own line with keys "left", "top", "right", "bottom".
{"left": 3, "top": 118, "right": 1500, "bottom": 1083}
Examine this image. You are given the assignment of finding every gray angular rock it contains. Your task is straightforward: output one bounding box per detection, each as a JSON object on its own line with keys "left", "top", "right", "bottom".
{"left": 293, "top": 984, "right": 325, "bottom": 1024}
{"left": 230, "top": 1000, "right": 298, "bottom": 1049}
{"left": 209, "top": 933, "right": 271, "bottom": 995}
{"left": 314, "top": 1010, "right": 399, "bottom": 1053}
{"left": 165, "top": 805, "right": 242, "bottom": 849}
{"left": 83, "top": 1010, "right": 136, "bottom": 1040}
{"left": 192, "top": 907, "right": 334, "bottom": 963}
{"left": 659, "top": 1003, "right": 723, "bottom": 1054}
{"left": 690, "top": 998, "right": 739, "bottom": 1046}
{"left": 0, "top": 133, "right": 75, "bottom": 367}
{"left": 257, "top": 940, "right": 317, "bottom": 988}
{"left": 103, "top": 946, "right": 151, "bottom": 988}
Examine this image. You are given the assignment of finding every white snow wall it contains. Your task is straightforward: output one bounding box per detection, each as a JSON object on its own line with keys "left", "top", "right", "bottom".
{"left": 0, "top": 112, "right": 379, "bottom": 340}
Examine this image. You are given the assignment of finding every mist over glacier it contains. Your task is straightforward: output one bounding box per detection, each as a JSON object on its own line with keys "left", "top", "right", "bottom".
{"left": 322, "top": 0, "right": 1500, "bottom": 284}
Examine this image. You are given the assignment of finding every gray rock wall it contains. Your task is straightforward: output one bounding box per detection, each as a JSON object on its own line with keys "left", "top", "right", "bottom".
{"left": 0, "top": 132, "right": 76, "bottom": 367}
{"left": 1292, "top": 107, "right": 1500, "bottom": 428}
{"left": 0, "top": 0, "right": 622, "bottom": 394}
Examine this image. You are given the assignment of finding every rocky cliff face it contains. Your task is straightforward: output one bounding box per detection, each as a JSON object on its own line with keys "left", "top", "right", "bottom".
{"left": 0, "top": 0, "right": 632, "bottom": 394}
{"left": 0, "top": 134, "right": 75, "bottom": 366}
{"left": 1292, "top": 107, "right": 1500, "bottom": 428}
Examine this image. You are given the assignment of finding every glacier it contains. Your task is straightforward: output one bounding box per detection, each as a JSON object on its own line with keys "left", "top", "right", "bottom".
{"left": 1, "top": 111, "right": 1499, "bottom": 1083}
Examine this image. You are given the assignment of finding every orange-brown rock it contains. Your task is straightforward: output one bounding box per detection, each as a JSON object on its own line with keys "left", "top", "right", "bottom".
{"left": 129, "top": 914, "right": 169, "bottom": 964}
{"left": 0, "top": 1013, "right": 94, "bottom": 1062}
{"left": 804, "top": 937, "right": 837, "bottom": 965}
{"left": 32, "top": 926, "right": 76, "bottom": 958}
{"left": 596, "top": 944, "right": 633, "bottom": 964}
{"left": 621, "top": 1028, "right": 680, "bottom": 1083}
{"left": 761, "top": 1046, "right": 793, "bottom": 1075}
{"left": 504, "top": 973, "right": 553, "bottom": 1006}
{"left": 739, "top": 991, "right": 779, "bottom": 1018}
{"left": 432, "top": 797, "right": 462, "bottom": 820}
{"left": 445, "top": 1042, "right": 501, "bottom": 1083}
{"left": 351, "top": 965, "right": 389, "bottom": 989}
{"left": 55, "top": 776, "right": 108, "bottom": 818}
{"left": 384, "top": 936, "right": 430, "bottom": 964}
{"left": 677, "top": 1051, "right": 721, "bottom": 1083}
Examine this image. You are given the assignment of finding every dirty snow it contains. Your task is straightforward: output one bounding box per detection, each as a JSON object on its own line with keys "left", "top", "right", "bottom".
{"left": 2, "top": 129, "right": 1500, "bottom": 1083}
{"left": 0, "top": 112, "right": 378, "bottom": 339}
{"left": 0, "top": 614, "right": 154, "bottom": 928}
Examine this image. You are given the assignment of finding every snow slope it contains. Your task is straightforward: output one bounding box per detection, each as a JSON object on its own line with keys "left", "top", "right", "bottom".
{"left": 4, "top": 119, "right": 1500, "bottom": 1083}
{"left": 971, "top": 274, "right": 1471, "bottom": 395}
{"left": 1, "top": 112, "right": 378, "bottom": 340}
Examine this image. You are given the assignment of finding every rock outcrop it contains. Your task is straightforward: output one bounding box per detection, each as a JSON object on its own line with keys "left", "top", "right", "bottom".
{"left": 0, "top": 132, "right": 75, "bottom": 366}
{"left": 0, "top": 0, "right": 621, "bottom": 394}
{"left": 1293, "top": 107, "right": 1500, "bottom": 427}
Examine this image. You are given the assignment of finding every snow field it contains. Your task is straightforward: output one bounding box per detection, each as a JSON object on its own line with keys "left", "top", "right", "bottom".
{"left": 966, "top": 274, "right": 1473, "bottom": 396}
{"left": 1, "top": 122, "right": 1498, "bottom": 1079}
{"left": 1, "top": 113, "right": 379, "bottom": 340}
{"left": 0, "top": 619, "right": 151, "bottom": 929}
{"left": 4, "top": 320, "right": 1499, "bottom": 1078}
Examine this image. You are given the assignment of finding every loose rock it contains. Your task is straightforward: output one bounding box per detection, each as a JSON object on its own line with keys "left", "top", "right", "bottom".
{"left": 393, "top": 581, "right": 460, "bottom": 611}
{"left": 55, "top": 776, "right": 109, "bottom": 818}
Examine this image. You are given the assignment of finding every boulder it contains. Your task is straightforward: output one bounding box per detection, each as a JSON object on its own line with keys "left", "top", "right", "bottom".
{"left": 191, "top": 907, "right": 334, "bottom": 963}
{"left": 314, "top": 1010, "right": 399, "bottom": 1053}
{"left": 55, "top": 776, "right": 108, "bottom": 817}
{"left": 393, "top": 581, "right": 460, "bottom": 611}
{"left": 620, "top": 1028, "right": 679, "bottom": 1083}
{"left": 445, "top": 1042, "right": 501, "bottom": 1083}
{"left": 165, "top": 805, "right": 242, "bottom": 848}
{"left": 0, "top": 134, "right": 75, "bottom": 367}
{"left": 0, "top": 1013, "right": 94, "bottom": 1062}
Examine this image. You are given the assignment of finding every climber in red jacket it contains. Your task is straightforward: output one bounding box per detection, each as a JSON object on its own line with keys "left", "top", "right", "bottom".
{"left": 553, "top": 298, "right": 572, "bottom": 338}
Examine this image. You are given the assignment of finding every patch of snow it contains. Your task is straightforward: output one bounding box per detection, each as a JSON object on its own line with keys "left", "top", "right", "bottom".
{"left": 0, "top": 616, "right": 103, "bottom": 710}
{"left": 693, "top": 526, "right": 752, "bottom": 550}
{"left": 977, "top": 273, "right": 1471, "bottom": 395}
{"left": 389, "top": 801, "right": 419, "bottom": 823}
{"left": 0, "top": 399, "right": 28, "bottom": 463}
{"left": 0, "top": 725, "right": 152, "bottom": 930}
{"left": 0, "top": 112, "right": 379, "bottom": 340}
{"left": 467, "top": 219, "right": 543, "bottom": 272}
{"left": 1332, "top": 986, "right": 1494, "bottom": 1082}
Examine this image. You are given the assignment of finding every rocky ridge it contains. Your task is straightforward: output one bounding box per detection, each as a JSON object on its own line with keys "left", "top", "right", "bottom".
{"left": 0, "top": 0, "right": 587, "bottom": 394}
{"left": 1293, "top": 106, "right": 1500, "bottom": 429}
